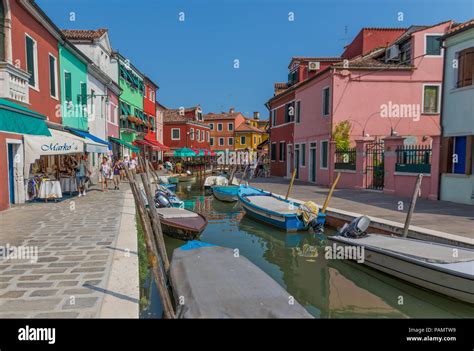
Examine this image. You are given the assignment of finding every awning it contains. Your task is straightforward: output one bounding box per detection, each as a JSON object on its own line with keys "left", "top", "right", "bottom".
{"left": 0, "top": 98, "right": 51, "bottom": 136}
{"left": 190, "top": 148, "right": 204, "bottom": 156}
{"left": 24, "top": 129, "right": 85, "bottom": 176}
{"left": 174, "top": 148, "right": 196, "bottom": 157}
{"left": 109, "top": 137, "right": 140, "bottom": 153}
{"left": 67, "top": 127, "right": 111, "bottom": 153}
{"left": 144, "top": 135, "right": 170, "bottom": 151}
{"left": 135, "top": 139, "right": 161, "bottom": 151}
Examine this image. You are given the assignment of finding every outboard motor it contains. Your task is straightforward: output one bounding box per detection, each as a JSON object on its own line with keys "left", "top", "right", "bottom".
{"left": 338, "top": 216, "right": 370, "bottom": 239}
{"left": 154, "top": 190, "right": 172, "bottom": 208}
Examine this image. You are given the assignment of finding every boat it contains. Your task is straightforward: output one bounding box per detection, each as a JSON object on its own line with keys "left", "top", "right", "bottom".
{"left": 212, "top": 185, "right": 240, "bottom": 202}
{"left": 327, "top": 216, "right": 474, "bottom": 304}
{"left": 204, "top": 175, "right": 229, "bottom": 189}
{"left": 162, "top": 183, "right": 177, "bottom": 192}
{"left": 153, "top": 185, "right": 184, "bottom": 208}
{"left": 238, "top": 186, "right": 309, "bottom": 232}
{"left": 168, "top": 176, "right": 179, "bottom": 184}
{"left": 156, "top": 208, "right": 208, "bottom": 241}
{"left": 177, "top": 174, "right": 196, "bottom": 182}
{"left": 169, "top": 240, "right": 313, "bottom": 318}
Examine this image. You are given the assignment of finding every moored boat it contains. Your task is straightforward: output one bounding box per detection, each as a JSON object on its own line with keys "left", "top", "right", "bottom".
{"left": 238, "top": 186, "right": 309, "bottom": 232}
{"left": 177, "top": 174, "right": 196, "bottom": 182}
{"left": 328, "top": 216, "right": 474, "bottom": 304}
{"left": 212, "top": 185, "right": 240, "bottom": 202}
{"left": 169, "top": 240, "right": 313, "bottom": 318}
{"left": 204, "top": 175, "right": 228, "bottom": 189}
{"left": 156, "top": 208, "right": 208, "bottom": 240}
{"left": 168, "top": 176, "right": 179, "bottom": 184}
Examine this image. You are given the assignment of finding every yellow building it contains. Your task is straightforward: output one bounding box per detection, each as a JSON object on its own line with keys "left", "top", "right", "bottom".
{"left": 234, "top": 118, "right": 267, "bottom": 152}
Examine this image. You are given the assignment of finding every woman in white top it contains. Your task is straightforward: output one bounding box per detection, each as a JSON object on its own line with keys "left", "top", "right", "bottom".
{"left": 100, "top": 157, "right": 111, "bottom": 192}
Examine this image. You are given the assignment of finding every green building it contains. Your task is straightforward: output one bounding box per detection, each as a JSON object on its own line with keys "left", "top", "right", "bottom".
{"left": 59, "top": 42, "right": 89, "bottom": 131}
{"left": 115, "top": 53, "right": 146, "bottom": 145}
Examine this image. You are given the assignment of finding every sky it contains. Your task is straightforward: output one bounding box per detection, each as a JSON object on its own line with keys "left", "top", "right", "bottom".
{"left": 38, "top": 0, "right": 473, "bottom": 118}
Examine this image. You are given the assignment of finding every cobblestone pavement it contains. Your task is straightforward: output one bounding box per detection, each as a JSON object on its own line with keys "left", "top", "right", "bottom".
{"left": 0, "top": 184, "right": 128, "bottom": 318}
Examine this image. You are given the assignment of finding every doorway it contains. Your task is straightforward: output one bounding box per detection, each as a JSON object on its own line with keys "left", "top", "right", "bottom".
{"left": 286, "top": 144, "right": 292, "bottom": 178}
{"left": 7, "top": 143, "right": 14, "bottom": 204}
{"left": 309, "top": 142, "right": 316, "bottom": 182}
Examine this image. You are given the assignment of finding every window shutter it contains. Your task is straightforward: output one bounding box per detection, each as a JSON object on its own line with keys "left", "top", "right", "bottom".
{"left": 64, "top": 72, "right": 72, "bottom": 102}
{"left": 81, "top": 82, "right": 87, "bottom": 106}
{"left": 26, "top": 36, "right": 35, "bottom": 86}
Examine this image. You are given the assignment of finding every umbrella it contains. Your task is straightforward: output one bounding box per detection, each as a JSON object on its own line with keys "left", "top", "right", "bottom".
{"left": 174, "top": 148, "right": 196, "bottom": 157}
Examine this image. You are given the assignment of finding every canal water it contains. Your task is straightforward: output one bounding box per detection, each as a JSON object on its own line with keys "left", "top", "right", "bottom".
{"left": 140, "top": 181, "right": 474, "bottom": 318}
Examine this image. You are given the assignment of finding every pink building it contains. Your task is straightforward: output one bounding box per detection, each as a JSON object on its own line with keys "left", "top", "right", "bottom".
{"left": 273, "top": 21, "right": 454, "bottom": 199}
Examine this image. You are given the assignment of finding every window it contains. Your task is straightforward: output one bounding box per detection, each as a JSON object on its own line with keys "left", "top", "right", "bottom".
{"left": 323, "top": 87, "right": 330, "bottom": 116}
{"left": 301, "top": 143, "right": 306, "bottom": 166}
{"left": 457, "top": 48, "right": 474, "bottom": 88}
{"left": 207, "top": 131, "right": 210, "bottom": 142}
{"left": 209, "top": 123, "right": 214, "bottom": 130}
{"left": 228, "top": 137, "right": 234, "bottom": 146}
{"left": 171, "top": 128, "right": 180, "bottom": 140}
{"left": 210, "top": 137, "right": 214, "bottom": 146}
{"left": 80, "top": 82, "right": 87, "bottom": 108}
{"left": 196, "top": 129, "right": 200, "bottom": 142}
{"left": 49, "top": 54, "right": 58, "bottom": 98}
{"left": 425, "top": 35, "right": 442, "bottom": 56}
{"left": 64, "top": 71, "right": 72, "bottom": 103}
{"left": 444, "top": 136, "right": 472, "bottom": 174}
{"left": 285, "top": 102, "right": 295, "bottom": 123}
{"left": 228, "top": 122, "right": 234, "bottom": 131}
{"left": 25, "top": 35, "right": 38, "bottom": 88}
{"left": 219, "top": 137, "right": 224, "bottom": 146}
{"left": 271, "top": 143, "right": 277, "bottom": 161}
{"left": 217, "top": 123, "right": 223, "bottom": 131}
{"left": 321, "top": 141, "right": 328, "bottom": 169}
{"left": 296, "top": 101, "right": 301, "bottom": 123}
{"left": 279, "top": 142, "right": 286, "bottom": 161}
{"left": 271, "top": 110, "right": 276, "bottom": 127}
{"left": 423, "top": 85, "right": 440, "bottom": 114}
{"left": 190, "top": 128, "right": 194, "bottom": 140}
{"left": 240, "top": 136, "right": 246, "bottom": 145}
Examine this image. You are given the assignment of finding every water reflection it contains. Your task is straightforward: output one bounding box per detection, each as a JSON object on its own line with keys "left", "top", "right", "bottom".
{"left": 140, "top": 181, "right": 474, "bottom": 319}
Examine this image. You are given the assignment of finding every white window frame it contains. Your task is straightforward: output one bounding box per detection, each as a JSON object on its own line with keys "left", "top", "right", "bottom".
{"left": 322, "top": 86, "right": 330, "bottom": 117}
{"left": 271, "top": 109, "right": 277, "bottom": 127}
{"left": 422, "top": 83, "right": 442, "bottom": 114}
{"left": 424, "top": 33, "right": 444, "bottom": 58}
{"left": 25, "top": 34, "right": 39, "bottom": 91}
{"left": 295, "top": 100, "right": 301, "bottom": 124}
{"left": 320, "top": 140, "right": 329, "bottom": 169}
{"left": 48, "top": 53, "right": 58, "bottom": 99}
{"left": 171, "top": 128, "right": 180, "bottom": 140}
{"left": 209, "top": 123, "right": 214, "bottom": 130}
{"left": 240, "top": 136, "right": 246, "bottom": 145}
{"left": 217, "top": 123, "right": 223, "bottom": 131}
{"left": 228, "top": 137, "right": 234, "bottom": 146}
{"left": 196, "top": 129, "right": 201, "bottom": 142}
{"left": 219, "top": 137, "right": 225, "bottom": 146}
{"left": 228, "top": 122, "right": 234, "bottom": 131}
{"left": 190, "top": 127, "right": 194, "bottom": 140}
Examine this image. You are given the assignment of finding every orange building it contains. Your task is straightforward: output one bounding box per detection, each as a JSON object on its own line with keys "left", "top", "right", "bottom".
{"left": 203, "top": 108, "right": 246, "bottom": 151}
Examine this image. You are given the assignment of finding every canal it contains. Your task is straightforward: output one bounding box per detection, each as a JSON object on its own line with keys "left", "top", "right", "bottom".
{"left": 140, "top": 181, "right": 474, "bottom": 318}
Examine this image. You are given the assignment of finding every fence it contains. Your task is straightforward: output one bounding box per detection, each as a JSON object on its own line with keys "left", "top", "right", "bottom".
{"left": 395, "top": 145, "right": 432, "bottom": 173}
{"left": 335, "top": 147, "right": 356, "bottom": 170}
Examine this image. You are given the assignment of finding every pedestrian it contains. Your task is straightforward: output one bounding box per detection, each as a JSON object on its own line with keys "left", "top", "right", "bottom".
{"left": 76, "top": 154, "right": 90, "bottom": 197}
{"left": 100, "top": 156, "right": 111, "bottom": 192}
{"left": 119, "top": 157, "right": 126, "bottom": 180}
{"left": 112, "top": 158, "right": 122, "bottom": 190}
{"left": 129, "top": 156, "right": 137, "bottom": 177}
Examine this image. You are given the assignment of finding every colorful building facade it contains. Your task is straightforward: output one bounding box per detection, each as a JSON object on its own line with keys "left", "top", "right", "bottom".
{"left": 203, "top": 107, "right": 245, "bottom": 151}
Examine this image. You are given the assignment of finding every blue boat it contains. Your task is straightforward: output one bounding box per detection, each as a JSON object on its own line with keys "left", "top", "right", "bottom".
{"left": 238, "top": 186, "right": 309, "bottom": 232}
{"left": 212, "top": 185, "right": 240, "bottom": 202}
{"left": 163, "top": 183, "right": 177, "bottom": 192}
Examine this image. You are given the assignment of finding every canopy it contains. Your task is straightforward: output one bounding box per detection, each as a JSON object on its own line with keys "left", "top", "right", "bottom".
{"left": 109, "top": 137, "right": 140, "bottom": 153}
{"left": 174, "top": 148, "right": 196, "bottom": 157}
{"left": 24, "top": 129, "right": 85, "bottom": 176}
{"left": 135, "top": 139, "right": 161, "bottom": 151}
{"left": 144, "top": 135, "right": 170, "bottom": 151}
{"left": 0, "top": 98, "right": 51, "bottom": 136}
{"left": 190, "top": 148, "right": 204, "bottom": 156}
{"left": 67, "top": 127, "right": 111, "bottom": 153}
{"left": 201, "top": 149, "right": 216, "bottom": 156}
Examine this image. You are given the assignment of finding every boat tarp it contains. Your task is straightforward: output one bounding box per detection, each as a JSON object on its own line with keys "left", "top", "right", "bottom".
{"left": 248, "top": 195, "right": 299, "bottom": 214}
{"left": 336, "top": 234, "right": 474, "bottom": 264}
{"left": 170, "top": 245, "right": 313, "bottom": 318}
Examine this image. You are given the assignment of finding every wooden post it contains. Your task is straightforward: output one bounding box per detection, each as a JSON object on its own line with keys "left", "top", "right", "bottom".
{"left": 321, "top": 172, "right": 341, "bottom": 213}
{"left": 140, "top": 171, "right": 170, "bottom": 272}
{"left": 285, "top": 168, "right": 297, "bottom": 200}
{"left": 124, "top": 166, "right": 175, "bottom": 318}
{"left": 403, "top": 174, "right": 423, "bottom": 237}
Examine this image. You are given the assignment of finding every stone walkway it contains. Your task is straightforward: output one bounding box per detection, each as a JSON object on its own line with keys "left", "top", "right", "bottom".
{"left": 0, "top": 184, "right": 133, "bottom": 318}
{"left": 251, "top": 177, "right": 474, "bottom": 240}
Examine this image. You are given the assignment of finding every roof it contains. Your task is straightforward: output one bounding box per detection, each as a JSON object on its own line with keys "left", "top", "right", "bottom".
{"left": 203, "top": 112, "right": 242, "bottom": 121}
{"left": 441, "top": 19, "right": 474, "bottom": 40}
{"left": 235, "top": 122, "right": 264, "bottom": 133}
{"left": 163, "top": 106, "right": 202, "bottom": 123}
{"left": 62, "top": 29, "right": 108, "bottom": 41}
{"left": 288, "top": 56, "right": 342, "bottom": 68}
{"left": 333, "top": 46, "right": 413, "bottom": 69}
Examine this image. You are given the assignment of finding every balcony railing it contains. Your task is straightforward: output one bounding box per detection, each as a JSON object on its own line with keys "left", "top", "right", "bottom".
{"left": 0, "top": 62, "right": 30, "bottom": 104}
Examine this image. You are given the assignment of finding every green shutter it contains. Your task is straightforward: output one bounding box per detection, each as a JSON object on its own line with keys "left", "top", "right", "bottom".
{"left": 26, "top": 36, "right": 35, "bottom": 86}
{"left": 426, "top": 36, "right": 441, "bottom": 55}
{"left": 80, "top": 82, "right": 87, "bottom": 106}
{"left": 64, "top": 72, "right": 72, "bottom": 102}
{"left": 322, "top": 141, "right": 328, "bottom": 168}
{"left": 302, "top": 143, "right": 306, "bottom": 166}
{"left": 49, "top": 56, "right": 56, "bottom": 97}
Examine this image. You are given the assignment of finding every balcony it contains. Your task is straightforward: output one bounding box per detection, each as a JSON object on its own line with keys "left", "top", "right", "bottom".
{"left": 0, "top": 62, "right": 30, "bottom": 104}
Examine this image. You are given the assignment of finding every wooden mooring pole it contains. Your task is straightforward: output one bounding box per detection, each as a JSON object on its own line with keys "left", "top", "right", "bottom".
{"left": 403, "top": 173, "right": 423, "bottom": 238}
{"left": 285, "top": 169, "right": 297, "bottom": 200}
{"left": 124, "top": 165, "right": 175, "bottom": 318}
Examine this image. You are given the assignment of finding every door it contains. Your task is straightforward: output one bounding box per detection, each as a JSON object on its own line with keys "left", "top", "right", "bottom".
{"left": 365, "top": 141, "right": 384, "bottom": 190}
{"left": 286, "top": 144, "right": 292, "bottom": 178}
{"left": 295, "top": 146, "right": 300, "bottom": 179}
{"left": 453, "top": 136, "right": 467, "bottom": 174}
{"left": 7, "top": 144, "right": 15, "bottom": 204}
{"left": 309, "top": 144, "right": 317, "bottom": 182}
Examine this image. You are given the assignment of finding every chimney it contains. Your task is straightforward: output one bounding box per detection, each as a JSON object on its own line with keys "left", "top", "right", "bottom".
{"left": 229, "top": 107, "right": 235, "bottom": 114}
{"left": 253, "top": 111, "right": 260, "bottom": 120}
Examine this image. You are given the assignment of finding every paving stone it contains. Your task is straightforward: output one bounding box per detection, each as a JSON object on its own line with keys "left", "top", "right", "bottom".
{"left": 0, "top": 276, "right": 14, "bottom": 282}
{"left": 62, "top": 256, "right": 86, "bottom": 262}
{"left": 62, "top": 297, "right": 99, "bottom": 310}
{"left": 63, "top": 288, "right": 94, "bottom": 295}
{"left": 17, "top": 282, "right": 53, "bottom": 288}
{"left": 31, "top": 268, "right": 67, "bottom": 274}
{"left": 0, "top": 290, "right": 27, "bottom": 298}
{"left": 56, "top": 281, "right": 79, "bottom": 287}
{"left": 83, "top": 280, "right": 101, "bottom": 286}
{"left": 18, "top": 275, "right": 43, "bottom": 281}
{"left": 83, "top": 273, "right": 104, "bottom": 279}
{"left": 88, "top": 255, "right": 108, "bottom": 260}
{"left": 46, "top": 274, "right": 79, "bottom": 280}
{"left": 37, "top": 257, "right": 59, "bottom": 263}
{"left": 0, "top": 298, "right": 61, "bottom": 312}
{"left": 3, "top": 269, "right": 28, "bottom": 275}
{"left": 48, "top": 262, "right": 79, "bottom": 268}
{"left": 81, "top": 261, "right": 107, "bottom": 267}
{"left": 0, "top": 283, "right": 9, "bottom": 289}
{"left": 29, "top": 289, "right": 59, "bottom": 297}
{"left": 34, "top": 312, "right": 80, "bottom": 318}
{"left": 71, "top": 267, "right": 105, "bottom": 273}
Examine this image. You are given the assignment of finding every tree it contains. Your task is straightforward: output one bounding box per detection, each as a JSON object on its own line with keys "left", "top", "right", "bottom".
{"left": 333, "top": 120, "right": 352, "bottom": 150}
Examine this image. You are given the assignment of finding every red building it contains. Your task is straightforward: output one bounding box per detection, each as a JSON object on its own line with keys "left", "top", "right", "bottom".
{"left": 163, "top": 106, "right": 210, "bottom": 152}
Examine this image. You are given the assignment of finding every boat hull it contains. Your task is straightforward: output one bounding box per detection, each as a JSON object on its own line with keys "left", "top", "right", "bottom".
{"left": 168, "top": 177, "right": 179, "bottom": 184}
{"left": 212, "top": 186, "right": 239, "bottom": 202}
{"left": 161, "top": 213, "right": 208, "bottom": 241}
{"left": 328, "top": 236, "right": 474, "bottom": 304}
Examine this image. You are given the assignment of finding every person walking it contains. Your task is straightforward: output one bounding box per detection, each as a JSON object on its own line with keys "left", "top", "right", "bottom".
{"left": 112, "top": 158, "right": 122, "bottom": 190}
{"left": 129, "top": 156, "right": 137, "bottom": 177}
{"left": 76, "top": 154, "right": 90, "bottom": 197}
{"left": 100, "top": 156, "right": 111, "bottom": 192}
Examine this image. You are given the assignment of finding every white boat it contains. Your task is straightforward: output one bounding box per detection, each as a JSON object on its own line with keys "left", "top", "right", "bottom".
{"left": 204, "top": 175, "right": 228, "bottom": 189}
{"left": 327, "top": 233, "right": 474, "bottom": 304}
